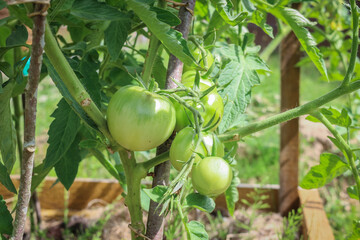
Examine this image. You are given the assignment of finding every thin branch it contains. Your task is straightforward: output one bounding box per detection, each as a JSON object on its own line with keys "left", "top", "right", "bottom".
{"left": 218, "top": 80, "right": 360, "bottom": 142}
{"left": 146, "top": 0, "right": 196, "bottom": 239}
{"left": 11, "top": 4, "right": 47, "bottom": 240}
{"left": 139, "top": 151, "right": 170, "bottom": 172}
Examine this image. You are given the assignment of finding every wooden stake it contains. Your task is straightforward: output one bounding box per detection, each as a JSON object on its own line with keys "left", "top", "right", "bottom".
{"left": 279, "top": 14, "right": 301, "bottom": 216}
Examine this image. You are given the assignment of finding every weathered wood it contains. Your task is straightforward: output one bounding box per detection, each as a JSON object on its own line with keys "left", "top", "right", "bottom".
{"left": 279, "top": 10, "right": 301, "bottom": 216}
{"left": 215, "top": 184, "right": 279, "bottom": 212}
{"left": 2, "top": 176, "right": 122, "bottom": 211}
{"left": 299, "top": 188, "right": 334, "bottom": 240}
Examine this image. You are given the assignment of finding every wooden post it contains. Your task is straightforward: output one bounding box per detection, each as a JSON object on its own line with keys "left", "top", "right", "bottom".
{"left": 279, "top": 16, "right": 301, "bottom": 216}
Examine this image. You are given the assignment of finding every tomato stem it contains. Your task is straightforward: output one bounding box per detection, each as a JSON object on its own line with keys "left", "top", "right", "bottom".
{"left": 118, "top": 150, "right": 146, "bottom": 240}
{"left": 139, "top": 151, "right": 170, "bottom": 173}
{"left": 142, "top": 35, "right": 161, "bottom": 87}
{"left": 44, "top": 22, "right": 119, "bottom": 149}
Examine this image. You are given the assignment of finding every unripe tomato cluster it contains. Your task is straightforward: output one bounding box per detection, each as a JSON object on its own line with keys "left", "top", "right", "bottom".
{"left": 106, "top": 47, "right": 232, "bottom": 197}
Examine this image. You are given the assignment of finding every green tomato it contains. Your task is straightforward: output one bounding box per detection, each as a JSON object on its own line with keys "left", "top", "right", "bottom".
{"left": 107, "top": 85, "right": 176, "bottom": 151}
{"left": 169, "top": 127, "right": 224, "bottom": 171}
{"left": 181, "top": 71, "right": 214, "bottom": 92}
{"left": 183, "top": 42, "right": 214, "bottom": 72}
{"left": 173, "top": 75, "right": 224, "bottom": 131}
{"left": 191, "top": 157, "right": 233, "bottom": 197}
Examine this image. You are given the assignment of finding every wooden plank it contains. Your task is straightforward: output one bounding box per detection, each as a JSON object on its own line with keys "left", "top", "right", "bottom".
{"left": 299, "top": 188, "right": 334, "bottom": 240}
{"left": 2, "top": 176, "right": 123, "bottom": 211}
{"left": 215, "top": 184, "right": 279, "bottom": 212}
{"left": 279, "top": 4, "right": 301, "bottom": 216}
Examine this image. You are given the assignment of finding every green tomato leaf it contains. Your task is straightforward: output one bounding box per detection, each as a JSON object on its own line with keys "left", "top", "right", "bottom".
{"left": 48, "top": 0, "right": 75, "bottom": 22}
{"left": 126, "top": 0, "right": 197, "bottom": 68}
{"left": 187, "top": 220, "right": 209, "bottom": 240}
{"left": 0, "top": 195, "right": 13, "bottom": 235}
{"left": 242, "top": 0, "right": 256, "bottom": 12}
{"left": 327, "top": 136, "right": 347, "bottom": 157}
{"left": 320, "top": 108, "right": 352, "bottom": 128}
{"left": 0, "top": 162, "right": 16, "bottom": 194}
{"left": 71, "top": 0, "right": 129, "bottom": 20}
{"left": 104, "top": 18, "right": 131, "bottom": 61}
{"left": 31, "top": 163, "right": 52, "bottom": 192}
{"left": 140, "top": 188, "right": 150, "bottom": 211}
{"left": 152, "top": 55, "right": 167, "bottom": 89}
{"left": 0, "top": 62, "right": 13, "bottom": 78}
{"left": 7, "top": 5, "right": 33, "bottom": 27}
{"left": 210, "top": 0, "right": 247, "bottom": 26}
{"left": 0, "top": 81, "right": 16, "bottom": 173}
{"left": 214, "top": 44, "right": 269, "bottom": 133}
{"left": 79, "top": 50, "right": 102, "bottom": 107}
{"left": 43, "top": 98, "right": 81, "bottom": 169}
{"left": 268, "top": 6, "right": 328, "bottom": 80}
{"left": 6, "top": 24, "right": 28, "bottom": 47}
{"left": 194, "top": 0, "right": 209, "bottom": 19}
{"left": 208, "top": 10, "right": 227, "bottom": 34}
{"left": 251, "top": 11, "right": 274, "bottom": 38}
{"left": 43, "top": 56, "right": 98, "bottom": 130}
{"left": 54, "top": 135, "right": 82, "bottom": 190}
{"left": 347, "top": 185, "right": 359, "bottom": 200}
{"left": 150, "top": 7, "right": 181, "bottom": 26}
{"left": 307, "top": 108, "right": 351, "bottom": 127}
{"left": 184, "top": 193, "right": 215, "bottom": 213}
{"left": 143, "top": 185, "right": 168, "bottom": 203}
{"left": 79, "top": 139, "right": 103, "bottom": 149}
{"left": 225, "top": 175, "right": 240, "bottom": 216}
{"left": 300, "top": 153, "right": 348, "bottom": 189}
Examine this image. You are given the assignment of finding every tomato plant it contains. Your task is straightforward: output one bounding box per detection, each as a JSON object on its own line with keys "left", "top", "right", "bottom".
{"left": 191, "top": 157, "right": 233, "bottom": 197}
{"left": 169, "top": 127, "right": 224, "bottom": 171}
{"left": 107, "top": 85, "right": 176, "bottom": 151}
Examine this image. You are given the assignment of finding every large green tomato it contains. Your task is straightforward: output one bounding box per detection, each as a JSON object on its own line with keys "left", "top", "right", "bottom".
{"left": 191, "top": 157, "right": 233, "bottom": 197}
{"left": 169, "top": 127, "right": 224, "bottom": 171}
{"left": 173, "top": 75, "right": 224, "bottom": 131}
{"left": 107, "top": 85, "right": 176, "bottom": 151}
{"left": 183, "top": 42, "right": 214, "bottom": 72}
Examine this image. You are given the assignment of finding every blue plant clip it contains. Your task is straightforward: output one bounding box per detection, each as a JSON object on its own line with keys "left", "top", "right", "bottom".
{"left": 22, "top": 57, "right": 31, "bottom": 77}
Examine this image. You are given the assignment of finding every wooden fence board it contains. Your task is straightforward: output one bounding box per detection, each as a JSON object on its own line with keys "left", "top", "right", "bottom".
{"left": 299, "top": 188, "right": 334, "bottom": 240}
{"left": 215, "top": 183, "right": 279, "bottom": 212}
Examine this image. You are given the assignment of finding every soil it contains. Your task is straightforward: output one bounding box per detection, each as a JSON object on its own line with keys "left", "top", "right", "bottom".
{"left": 35, "top": 202, "right": 286, "bottom": 240}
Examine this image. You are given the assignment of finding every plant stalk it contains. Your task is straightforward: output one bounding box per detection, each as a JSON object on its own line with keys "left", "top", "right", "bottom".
{"left": 341, "top": 0, "right": 359, "bottom": 87}
{"left": 146, "top": 1, "right": 196, "bottom": 239}
{"left": 140, "top": 151, "right": 170, "bottom": 172}
{"left": 311, "top": 112, "right": 360, "bottom": 202}
{"left": 13, "top": 92, "right": 23, "bottom": 161}
{"left": 43, "top": 22, "right": 116, "bottom": 146}
{"left": 118, "top": 150, "right": 145, "bottom": 240}
{"left": 141, "top": 0, "right": 167, "bottom": 86}
{"left": 11, "top": 4, "right": 46, "bottom": 239}
{"left": 218, "top": 80, "right": 360, "bottom": 142}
